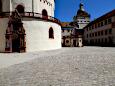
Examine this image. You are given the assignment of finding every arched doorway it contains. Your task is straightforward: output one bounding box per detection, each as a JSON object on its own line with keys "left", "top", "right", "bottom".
{"left": 0, "top": 0, "right": 2, "bottom": 12}
{"left": 49, "top": 27, "right": 54, "bottom": 39}
{"left": 16, "top": 5, "right": 25, "bottom": 13}
{"left": 42, "top": 9, "right": 48, "bottom": 19}
{"left": 5, "top": 12, "right": 26, "bottom": 53}
{"left": 12, "top": 32, "right": 20, "bottom": 52}
{"left": 73, "top": 40, "right": 76, "bottom": 47}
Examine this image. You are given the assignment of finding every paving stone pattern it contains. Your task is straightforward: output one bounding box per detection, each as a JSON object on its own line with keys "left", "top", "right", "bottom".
{"left": 0, "top": 47, "right": 115, "bottom": 86}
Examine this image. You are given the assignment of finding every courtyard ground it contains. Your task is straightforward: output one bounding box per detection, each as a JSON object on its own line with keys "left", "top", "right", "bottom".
{"left": 0, "top": 47, "right": 115, "bottom": 86}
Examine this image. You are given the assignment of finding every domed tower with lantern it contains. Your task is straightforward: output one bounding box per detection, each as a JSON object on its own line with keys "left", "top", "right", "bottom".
{"left": 73, "top": 3, "right": 90, "bottom": 29}
{"left": 71, "top": 3, "right": 90, "bottom": 47}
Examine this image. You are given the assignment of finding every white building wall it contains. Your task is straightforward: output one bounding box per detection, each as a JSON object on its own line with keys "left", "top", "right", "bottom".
{"left": 62, "top": 30, "right": 71, "bottom": 37}
{"left": 77, "top": 37, "right": 83, "bottom": 47}
{"left": 23, "top": 18, "right": 61, "bottom": 52}
{"left": 2, "top": 0, "right": 10, "bottom": 12}
{"left": 37, "top": 0, "right": 55, "bottom": 17}
{"left": 0, "top": 0, "right": 61, "bottom": 52}
{"left": 0, "top": 18, "right": 9, "bottom": 52}
{"left": 10, "top": 0, "right": 54, "bottom": 17}
{"left": 11, "top": 0, "right": 33, "bottom": 12}
{"left": 1, "top": 0, "right": 54, "bottom": 17}
{"left": 77, "top": 17, "right": 90, "bottom": 29}
{"left": 0, "top": 18, "right": 61, "bottom": 52}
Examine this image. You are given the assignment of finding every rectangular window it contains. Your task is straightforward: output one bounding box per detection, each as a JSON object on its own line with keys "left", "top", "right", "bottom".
{"left": 87, "top": 28, "right": 88, "bottom": 31}
{"left": 101, "top": 31, "right": 103, "bottom": 36}
{"left": 109, "top": 29, "right": 112, "bottom": 34}
{"left": 89, "top": 26, "right": 91, "bottom": 30}
{"left": 108, "top": 18, "right": 112, "bottom": 24}
{"left": 98, "top": 23, "right": 101, "bottom": 27}
{"left": 105, "top": 30, "right": 108, "bottom": 35}
{"left": 102, "top": 38, "right": 103, "bottom": 43}
{"left": 95, "top": 32, "right": 97, "bottom": 37}
{"left": 104, "top": 19, "right": 108, "bottom": 25}
{"left": 92, "top": 25, "right": 94, "bottom": 29}
{"left": 98, "top": 31, "right": 100, "bottom": 36}
{"left": 98, "top": 39, "right": 100, "bottom": 43}
{"left": 90, "top": 33, "right": 91, "bottom": 37}
{"left": 101, "top": 21, "right": 103, "bottom": 26}
{"left": 95, "top": 39, "right": 97, "bottom": 43}
{"left": 87, "top": 34, "right": 88, "bottom": 38}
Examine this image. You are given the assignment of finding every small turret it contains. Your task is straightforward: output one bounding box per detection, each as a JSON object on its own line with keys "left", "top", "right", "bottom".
{"left": 76, "top": 3, "right": 90, "bottom": 17}
{"left": 79, "top": 3, "right": 84, "bottom": 11}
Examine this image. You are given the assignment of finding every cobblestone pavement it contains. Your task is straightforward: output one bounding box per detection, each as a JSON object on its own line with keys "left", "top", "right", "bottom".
{"left": 0, "top": 47, "right": 115, "bottom": 86}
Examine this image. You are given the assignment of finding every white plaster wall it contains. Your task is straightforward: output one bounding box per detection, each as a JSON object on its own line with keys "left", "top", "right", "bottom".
{"left": 36, "top": 0, "right": 55, "bottom": 17}
{"left": 0, "top": 0, "right": 61, "bottom": 52}
{"left": 62, "top": 30, "right": 71, "bottom": 36}
{"left": 11, "top": 0, "right": 32, "bottom": 12}
{"left": 77, "top": 38, "right": 83, "bottom": 47}
{"left": 0, "top": 18, "right": 9, "bottom": 52}
{"left": 0, "top": 18, "right": 61, "bottom": 52}
{"left": 2, "top": 0, "right": 10, "bottom": 12}
{"left": 23, "top": 18, "right": 61, "bottom": 52}
{"left": 76, "top": 17, "right": 90, "bottom": 29}
{"left": 10, "top": 0, "right": 54, "bottom": 17}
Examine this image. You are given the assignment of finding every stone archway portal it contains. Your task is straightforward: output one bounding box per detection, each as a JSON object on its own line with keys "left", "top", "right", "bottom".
{"left": 5, "top": 11, "right": 26, "bottom": 53}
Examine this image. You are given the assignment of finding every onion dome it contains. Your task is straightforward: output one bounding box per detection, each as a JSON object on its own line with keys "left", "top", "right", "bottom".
{"left": 76, "top": 3, "right": 90, "bottom": 17}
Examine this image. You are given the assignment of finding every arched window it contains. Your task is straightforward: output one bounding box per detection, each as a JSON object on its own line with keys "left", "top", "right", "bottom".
{"left": 42, "top": 9, "right": 48, "bottom": 19}
{"left": 0, "top": 0, "right": 2, "bottom": 12}
{"left": 49, "top": 27, "right": 54, "bottom": 39}
{"left": 16, "top": 5, "right": 25, "bottom": 13}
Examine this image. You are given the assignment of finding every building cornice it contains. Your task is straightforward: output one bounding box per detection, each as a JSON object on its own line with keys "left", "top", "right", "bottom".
{"left": 84, "top": 9, "right": 115, "bottom": 28}
{"left": 0, "top": 12, "right": 61, "bottom": 25}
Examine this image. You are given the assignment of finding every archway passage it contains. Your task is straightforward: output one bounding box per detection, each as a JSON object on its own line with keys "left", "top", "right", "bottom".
{"left": 16, "top": 5, "right": 25, "bottom": 13}
{"left": 42, "top": 9, "right": 48, "bottom": 19}
{"left": 0, "top": 0, "right": 2, "bottom": 12}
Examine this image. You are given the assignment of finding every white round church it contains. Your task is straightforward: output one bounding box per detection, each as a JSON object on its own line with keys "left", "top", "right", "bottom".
{"left": 0, "top": 0, "right": 61, "bottom": 53}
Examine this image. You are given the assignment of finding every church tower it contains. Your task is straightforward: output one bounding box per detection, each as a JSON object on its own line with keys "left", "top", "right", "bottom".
{"left": 73, "top": 3, "right": 90, "bottom": 29}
